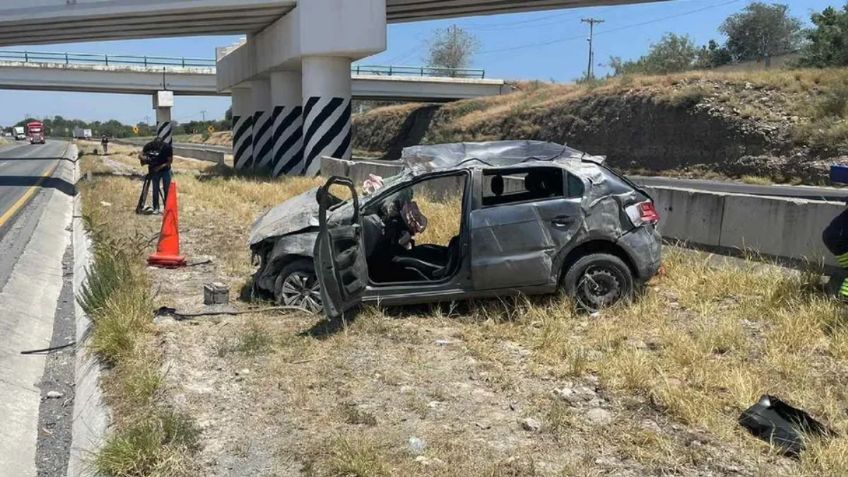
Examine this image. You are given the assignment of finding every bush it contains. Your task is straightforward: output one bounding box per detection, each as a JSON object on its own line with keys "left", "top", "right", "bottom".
{"left": 813, "top": 85, "right": 848, "bottom": 119}
{"left": 93, "top": 411, "right": 200, "bottom": 477}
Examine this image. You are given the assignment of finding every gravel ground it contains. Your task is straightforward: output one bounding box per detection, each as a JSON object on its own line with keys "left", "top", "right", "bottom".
{"left": 35, "top": 243, "right": 77, "bottom": 477}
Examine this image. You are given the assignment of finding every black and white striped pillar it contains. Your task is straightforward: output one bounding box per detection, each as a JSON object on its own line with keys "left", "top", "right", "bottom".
{"left": 270, "top": 71, "right": 304, "bottom": 177}
{"left": 156, "top": 120, "right": 172, "bottom": 145}
{"left": 301, "top": 56, "right": 353, "bottom": 177}
{"left": 231, "top": 87, "right": 254, "bottom": 171}
{"left": 272, "top": 106, "right": 304, "bottom": 176}
{"left": 251, "top": 80, "right": 274, "bottom": 173}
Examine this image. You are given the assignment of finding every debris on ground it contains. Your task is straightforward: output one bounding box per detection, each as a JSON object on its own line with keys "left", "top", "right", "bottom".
{"left": 204, "top": 282, "right": 230, "bottom": 305}
{"left": 738, "top": 395, "right": 835, "bottom": 457}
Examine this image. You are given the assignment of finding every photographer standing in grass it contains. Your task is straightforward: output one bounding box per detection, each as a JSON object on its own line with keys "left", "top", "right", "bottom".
{"left": 139, "top": 137, "right": 173, "bottom": 214}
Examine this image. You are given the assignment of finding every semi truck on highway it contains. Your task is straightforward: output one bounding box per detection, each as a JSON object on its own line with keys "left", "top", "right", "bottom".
{"left": 13, "top": 126, "right": 25, "bottom": 141}
{"left": 26, "top": 121, "right": 45, "bottom": 145}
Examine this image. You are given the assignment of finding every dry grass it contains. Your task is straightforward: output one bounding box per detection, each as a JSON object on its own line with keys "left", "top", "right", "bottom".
{"left": 80, "top": 147, "right": 848, "bottom": 476}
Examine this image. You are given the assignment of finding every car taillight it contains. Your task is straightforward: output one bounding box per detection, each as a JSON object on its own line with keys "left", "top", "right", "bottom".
{"left": 638, "top": 201, "right": 660, "bottom": 225}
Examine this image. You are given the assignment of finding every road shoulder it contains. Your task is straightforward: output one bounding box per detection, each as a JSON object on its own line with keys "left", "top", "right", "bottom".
{"left": 0, "top": 146, "right": 74, "bottom": 475}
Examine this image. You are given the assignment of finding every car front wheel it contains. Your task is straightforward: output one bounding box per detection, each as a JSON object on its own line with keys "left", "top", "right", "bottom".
{"left": 562, "top": 253, "right": 634, "bottom": 312}
{"left": 274, "top": 259, "right": 323, "bottom": 313}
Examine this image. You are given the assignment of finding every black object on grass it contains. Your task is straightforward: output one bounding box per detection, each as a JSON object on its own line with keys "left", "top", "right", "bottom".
{"left": 738, "top": 395, "right": 835, "bottom": 457}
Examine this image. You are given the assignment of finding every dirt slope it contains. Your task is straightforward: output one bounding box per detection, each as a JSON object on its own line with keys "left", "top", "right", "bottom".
{"left": 354, "top": 69, "right": 848, "bottom": 183}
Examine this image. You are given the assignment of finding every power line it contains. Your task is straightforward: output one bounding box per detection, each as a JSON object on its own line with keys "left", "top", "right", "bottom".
{"left": 463, "top": 10, "right": 576, "bottom": 29}
{"left": 477, "top": 0, "right": 742, "bottom": 55}
{"left": 464, "top": 11, "right": 583, "bottom": 32}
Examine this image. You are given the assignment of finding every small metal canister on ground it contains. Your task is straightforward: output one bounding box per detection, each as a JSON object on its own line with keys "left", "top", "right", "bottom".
{"left": 203, "top": 282, "right": 229, "bottom": 305}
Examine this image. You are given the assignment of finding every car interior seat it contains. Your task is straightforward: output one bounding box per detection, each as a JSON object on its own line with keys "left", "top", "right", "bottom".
{"left": 391, "top": 236, "right": 461, "bottom": 281}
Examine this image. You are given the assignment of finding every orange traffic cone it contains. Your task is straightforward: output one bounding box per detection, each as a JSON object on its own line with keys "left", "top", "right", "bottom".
{"left": 148, "top": 181, "right": 187, "bottom": 268}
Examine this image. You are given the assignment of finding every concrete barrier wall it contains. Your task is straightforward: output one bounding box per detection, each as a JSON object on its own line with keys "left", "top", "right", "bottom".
{"left": 322, "top": 156, "right": 845, "bottom": 268}
{"left": 110, "top": 139, "right": 225, "bottom": 165}
{"left": 172, "top": 145, "right": 225, "bottom": 165}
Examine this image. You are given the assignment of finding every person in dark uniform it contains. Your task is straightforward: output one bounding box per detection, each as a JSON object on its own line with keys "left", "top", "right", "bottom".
{"left": 100, "top": 135, "right": 110, "bottom": 155}
{"left": 823, "top": 210, "right": 848, "bottom": 298}
{"left": 139, "top": 137, "right": 173, "bottom": 214}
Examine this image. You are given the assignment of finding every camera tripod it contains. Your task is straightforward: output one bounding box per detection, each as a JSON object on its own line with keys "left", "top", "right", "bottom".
{"left": 135, "top": 174, "right": 165, "bottom": 214}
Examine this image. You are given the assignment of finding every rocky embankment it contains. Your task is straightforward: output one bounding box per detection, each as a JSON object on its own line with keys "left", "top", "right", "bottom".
{"left": 353, "top": 70, "right": 848, "bottom": 184}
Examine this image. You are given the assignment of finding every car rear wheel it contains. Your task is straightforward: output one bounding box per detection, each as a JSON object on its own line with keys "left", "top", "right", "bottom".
{"left": 562, "top": 253, "right": 634, "bottom": 312}
{"left": 274, "top": 259, "right": 323, "bottom": 313}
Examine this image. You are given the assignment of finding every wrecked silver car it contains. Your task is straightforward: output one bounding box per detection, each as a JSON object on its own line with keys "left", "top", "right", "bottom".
{"left": 249, "top": 141, "right": 662, "bottom": 318}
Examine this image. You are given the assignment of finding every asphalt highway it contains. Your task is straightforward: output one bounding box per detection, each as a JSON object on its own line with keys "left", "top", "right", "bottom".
{"left": 0, "top": 140, "right": 66, "bottom": 239}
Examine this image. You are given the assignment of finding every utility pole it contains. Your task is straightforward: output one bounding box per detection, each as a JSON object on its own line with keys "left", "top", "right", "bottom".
{"left": 201, "top": 110, "right": 207, "bottom": 122}
{"left": 581, "top": 18, "right": 604, "bottom": 80}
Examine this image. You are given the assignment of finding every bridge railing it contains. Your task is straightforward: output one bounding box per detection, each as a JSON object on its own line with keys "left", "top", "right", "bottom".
{"left": 0, "top": 50, "right": 487, "bottom": 79}
{"left": 0, "top": 50, "right": 216, "bottom": 68}
{"left": 352, "top": 64, "right": 486, "bottom": 79}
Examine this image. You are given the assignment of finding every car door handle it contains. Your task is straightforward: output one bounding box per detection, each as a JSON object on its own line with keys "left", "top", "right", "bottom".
{"left": 551, "top": 216, "right": 576, "bottom": 227}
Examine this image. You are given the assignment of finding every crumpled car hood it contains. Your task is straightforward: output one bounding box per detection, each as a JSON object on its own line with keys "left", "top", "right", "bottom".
{"left": 248, "top": 187, "right": 320, "bottom": 246}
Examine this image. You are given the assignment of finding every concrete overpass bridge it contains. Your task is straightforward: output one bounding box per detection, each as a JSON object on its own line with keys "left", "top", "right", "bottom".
{"left": 0, "top": 51, "right": 507, "bottom": 101}
{"left": 0, "top": 0, "right": 663, "bottom": 176}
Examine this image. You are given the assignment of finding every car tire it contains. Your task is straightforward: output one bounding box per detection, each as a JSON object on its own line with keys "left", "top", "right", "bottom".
{"left": 274, "top": 259, "right": 323, "bottom": 314}
{"left": 562, "top": 253, "right": 634, "bottom": 312}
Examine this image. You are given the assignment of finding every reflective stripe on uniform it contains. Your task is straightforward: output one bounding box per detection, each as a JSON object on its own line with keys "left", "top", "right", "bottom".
{"left": 841, "top": 278, "right": 848, "bottom": 297}
{"left": 838, "top": 252, "right": 848, "bottom": 268}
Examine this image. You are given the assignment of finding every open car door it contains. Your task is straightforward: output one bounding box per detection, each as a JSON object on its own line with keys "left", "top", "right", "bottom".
{"left": 314, "top": 176, "right": 368, "bottom": 320}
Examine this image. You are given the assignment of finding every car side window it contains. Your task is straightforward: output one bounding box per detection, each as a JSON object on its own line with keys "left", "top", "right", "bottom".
{"left": 482, "top": 167, "right": 565, "bottom": 207}
{"left": 566, "top": 172, "right": 585, "bottom": 199}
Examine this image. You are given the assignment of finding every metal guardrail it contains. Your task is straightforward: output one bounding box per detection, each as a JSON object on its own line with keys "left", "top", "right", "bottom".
{"left": 0, "top": 50, "right": 215, "bottom": 68}
{"left": 352, "top": 64, "right": 486, "bottom": 79}
{"left": 0, "top": 50, "right": 487, "bottom": 79}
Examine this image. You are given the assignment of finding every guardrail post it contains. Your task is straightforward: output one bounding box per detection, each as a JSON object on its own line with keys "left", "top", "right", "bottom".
{"left": 482, "top": 71, "right": 486, "bottom": 79}
{"left": 65, "top": 53, "right": 69, "bottom": 64}
{"left": 144, "top": 56, "right": 148, "bottom": 67}
{"left": 105, "top": 54, "right": 109, "bottom": 66}
{"left": 182, "top": 58, "right": 185, "bottom": 67}
{"left": 420, "top": 67, "right": 424, "bottom": 76}
{"left": 24, "top": 51, "right": 28, "bottom": 62}
{"left": 389, "top": 65, "right": 393, "bottom": 76}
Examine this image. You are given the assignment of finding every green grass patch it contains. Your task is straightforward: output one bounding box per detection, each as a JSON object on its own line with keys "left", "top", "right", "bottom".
{"left": 92, "top": 410, "right": 200, "bottom": 477}
{"left": 78, "top": 214, "right": 200, "bottom": 476}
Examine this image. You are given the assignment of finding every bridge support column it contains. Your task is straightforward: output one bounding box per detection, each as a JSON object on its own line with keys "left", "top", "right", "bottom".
{"left": 232, "top": 86, "right": 253, "bottom": 171}
{"left": 301, "top": 56, "right": 352, "bottom": 176}
{"left": 251, "top": 79, "right": 274, "bottom": 174}
{"left": 270, "top": 71, "right": 304, "bottom": 177}
{"left": 153, "top": 91, "right": 174, "bottom": 145}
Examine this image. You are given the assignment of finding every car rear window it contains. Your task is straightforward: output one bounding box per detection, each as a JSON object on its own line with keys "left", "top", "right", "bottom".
{"left": 483, "top": 167, "right": 582, "bottom": 206}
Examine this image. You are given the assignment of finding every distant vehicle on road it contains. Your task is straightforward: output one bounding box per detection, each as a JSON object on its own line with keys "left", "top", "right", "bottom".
{"left": 27, "top": 121, "right": 45, "bottom": 145}
{"left": 13, "top": 126, "right": 25, "bottom": 141}
{"left": 73, "top": 128, "right": 92, "bottom": 140}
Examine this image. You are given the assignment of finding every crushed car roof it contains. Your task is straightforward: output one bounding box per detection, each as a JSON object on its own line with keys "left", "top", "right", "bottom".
{"left": 249, "top": 141, "right": 621, "bottom": 247}
{"left": 401, "top": 140, "right": 605, "bottom": 173}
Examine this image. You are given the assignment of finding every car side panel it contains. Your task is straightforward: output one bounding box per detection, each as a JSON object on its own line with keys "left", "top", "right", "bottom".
{"left": 618, "top": 226, "right": 662, "bottom": 280}
{"left": 469, "top": 198, "right": 583, "bottom": 290}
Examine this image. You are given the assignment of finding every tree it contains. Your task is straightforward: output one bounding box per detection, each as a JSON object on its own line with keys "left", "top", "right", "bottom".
{"left": 798, "top": 5, "right": 848, "bottom": 68}
{"left": 719, "top": 2, "right": 802, "bottom": 65}
{"left": 425, "top": 25, "right": 479, "bottom": 75}
{"left": 610, "top": 33, "right": 699, "bottom": 76}
{"left": 695, "top": 39, "right": 733, "bottom": 69}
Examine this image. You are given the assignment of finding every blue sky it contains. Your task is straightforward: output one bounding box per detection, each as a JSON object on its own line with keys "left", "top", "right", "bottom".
{"left": 0, "top": 0, "right": 841, "bottom": 127}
